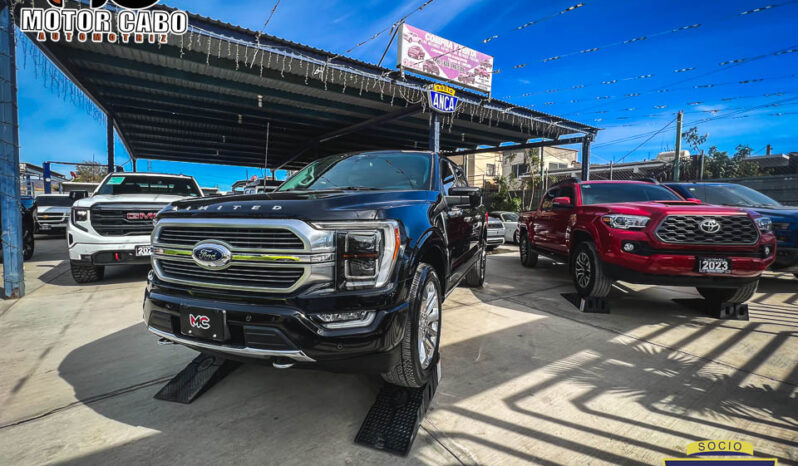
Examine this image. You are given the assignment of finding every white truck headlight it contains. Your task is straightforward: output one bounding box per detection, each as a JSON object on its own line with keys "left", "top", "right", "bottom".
{"left": 72, "top": 207, "right": 89, "bottom": 223}
{"left": 602, "top": 214, "right": 649, "bottom": 230}
{"left": 313, "top": 220, "right": 401, "bottom": 290}
{"left": 755, "top": 216, "right": 773, "bottom": 233}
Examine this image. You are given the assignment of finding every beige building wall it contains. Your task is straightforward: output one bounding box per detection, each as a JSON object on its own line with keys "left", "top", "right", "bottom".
{"left": 447, "top": 152, "right": 503, "bottom": 188}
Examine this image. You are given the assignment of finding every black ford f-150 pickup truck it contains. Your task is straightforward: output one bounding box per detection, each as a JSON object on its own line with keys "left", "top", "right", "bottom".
{"left": 144, "top": 151, "right": 487, "bottom": 387}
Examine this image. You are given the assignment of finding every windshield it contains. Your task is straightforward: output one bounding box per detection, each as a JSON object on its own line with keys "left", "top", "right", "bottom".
{"left": 35, "top": 196, "right": 74, "bottom": 207}
{"left": 278, "top": 152, "right": 432, "bottom": 192}
{"left": 680, "top": 184, "right": 781, "bottom": 208}
{"left": 580, "top": 183, "right": 682, "bottom": 205}
{"left": 495, "top": 213, "right": 518, "bottom": 222}
{"left": 96, "top": 175, "right": 201, "bottom": 197}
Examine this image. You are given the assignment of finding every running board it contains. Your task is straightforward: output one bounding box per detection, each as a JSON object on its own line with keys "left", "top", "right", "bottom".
{"left": 355, "top": 357, "right": 441, "bottom": 456}
{"left": 154, "top": 353, "right": 241, "bottom": 404}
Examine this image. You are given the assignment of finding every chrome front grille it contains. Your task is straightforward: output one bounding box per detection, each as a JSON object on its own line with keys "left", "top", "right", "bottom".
{"left": 156, "top": 259, "right": 305, "bottom": 290}
{"left": 157, "top": 226, "right": 304, "bottom": 250}
{"left": 35, "top": 213, "right": 67, "bottom": 224}
{"left": 656, "top": 215, "right": 759, "bottom": 245}
{"left": 152, "top": 218, "right": 335, "bottom": 293}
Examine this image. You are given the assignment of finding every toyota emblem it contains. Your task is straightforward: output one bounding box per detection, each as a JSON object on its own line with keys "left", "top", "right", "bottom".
{"left": 699, "top": 218, "right": 722, "bottom": 234}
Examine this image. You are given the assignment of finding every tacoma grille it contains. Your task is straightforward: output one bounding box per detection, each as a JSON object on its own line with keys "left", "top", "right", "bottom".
{"left": 656, "top": 215, "right": 759, "bottom": 245}
{"left": 156, "top": 259, "right": 304, "bottom": 290}
{"left": 157, "top": 226, "right": 304, "bottom": 250}
{"left": 90, "top": 204, "right": 164, "bottom": 237}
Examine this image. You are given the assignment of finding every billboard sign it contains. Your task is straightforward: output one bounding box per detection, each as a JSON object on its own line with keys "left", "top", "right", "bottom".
{"left": 428, "top": 84, "right": 458, "bottom": 113}
{"left": 398, "top": 23, "right": 493, "bottom": 94}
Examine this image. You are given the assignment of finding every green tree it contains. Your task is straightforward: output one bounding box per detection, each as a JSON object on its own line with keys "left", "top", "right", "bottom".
{"left": 703, "top": 145, "right": 764, "bottom": 179}
{"left": 73, "top": 161, "right": 108, "bottom": 183}
{"left": 488, "top": 175, "right": 521, "bottom": 212}
{"left": 681, "top": 127, "right": 766, "bottom": 179}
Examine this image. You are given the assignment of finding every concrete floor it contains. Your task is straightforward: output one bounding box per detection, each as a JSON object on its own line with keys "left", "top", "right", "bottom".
{"left": 1, "top": 238, "right": 796, "bottom": 465}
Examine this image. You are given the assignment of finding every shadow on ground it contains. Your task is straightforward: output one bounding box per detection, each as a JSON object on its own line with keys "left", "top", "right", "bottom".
{"left": 51, "top": 253, "right": 798, "bottom": 464}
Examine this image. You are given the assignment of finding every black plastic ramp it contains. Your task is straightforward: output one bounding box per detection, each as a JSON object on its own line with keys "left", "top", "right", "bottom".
{"left": 154, "top": 353, "right": 241, "bottom": 404}
{"left": 355, "top": 359, "right": 441, "bottom": 456}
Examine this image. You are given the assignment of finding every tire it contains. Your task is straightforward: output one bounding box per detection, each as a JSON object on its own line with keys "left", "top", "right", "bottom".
{"left": 571, "top": 241, "right": 613, "bottom": 298}
{"left": 513, "top": 229, "right": 519, "bottom": 244}
{"left": 71, "top": 262, "right": 105, "bottom": 283}
{"left": 463, "top": 247, "right": 486, "bottom": 288}
{"left": 22, "top": 228, "right": 34, "bottom": 261}
{"left": 697, "top": 281, "right": 758, "bottom": 304}
{"left": 382, "top": 263, "right": 441, "bottom": 388}
{"left": 519, "top": 231, "right": 538, "bottom": 267}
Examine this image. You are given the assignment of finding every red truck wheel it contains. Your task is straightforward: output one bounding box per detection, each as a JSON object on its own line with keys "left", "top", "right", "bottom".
{"left": 519, "top": 232, "right": 538, "bottom": 267}
{"left": 571, "top": 242, "right": 612, "bottom": 298}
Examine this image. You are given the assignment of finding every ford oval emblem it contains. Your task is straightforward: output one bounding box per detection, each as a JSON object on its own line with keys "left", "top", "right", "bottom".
{"left": 192, "top": 242, "right": 232, "bottom": 270}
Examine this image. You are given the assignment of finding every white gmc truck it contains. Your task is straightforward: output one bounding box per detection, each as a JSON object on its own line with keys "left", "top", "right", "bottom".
{"left": 68, "top": 173, "right": 203, "bottom": 283}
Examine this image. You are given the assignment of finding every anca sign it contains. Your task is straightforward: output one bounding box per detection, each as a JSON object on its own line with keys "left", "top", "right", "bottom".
{"left": 20, "top": 0, "right": 188, "bottom": 44}
{"left": 427, "top": 84, "right": 458, "bottom": 113}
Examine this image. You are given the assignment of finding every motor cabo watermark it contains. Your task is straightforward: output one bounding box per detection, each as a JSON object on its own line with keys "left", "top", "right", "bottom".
{"left": 19, "top": 0, "right": 188, "bottom": 44}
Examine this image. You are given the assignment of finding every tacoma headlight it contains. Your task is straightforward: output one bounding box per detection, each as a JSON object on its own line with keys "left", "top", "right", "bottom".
{"left": 755, "top": 216, "right": 773, "bottom": 233}
{"left": 72, "top": 207, "right": 89, "bottom": 223}
{"left": 313, "top": 220, "right": 402, "bottom": 290}
{"left": 601, "top": 214, "right": 649, "bottom": 230}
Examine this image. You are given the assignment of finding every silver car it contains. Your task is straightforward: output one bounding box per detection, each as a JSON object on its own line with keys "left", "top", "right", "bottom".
{"left": 487, "top": 216, "right": 506, "bottom": 250}
{"left": 490, "top": 211, "right": 520, "bottom": 243}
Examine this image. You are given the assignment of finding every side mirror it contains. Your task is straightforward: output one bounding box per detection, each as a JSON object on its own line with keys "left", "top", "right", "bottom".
{"left": 69, "top": 191, "right": 90, "bottom": 201}
{"left": 448, "top": 186, "right": 482, "bottom": 208}
{"left": 552, "top": 196, "right": 572, "bottom": 209}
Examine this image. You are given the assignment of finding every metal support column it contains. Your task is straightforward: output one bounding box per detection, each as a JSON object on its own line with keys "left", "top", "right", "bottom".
{"left": 581, "top": 137, "right": 592, "bottom": 181}
{"left": 107, "top": 118, "right": 115, "bottom": 174}
{"left": 429, "top": 112, "right": 440, "bottom": 154}
{"left": 43, "top": 161, "right": 52, "bottom": 194}
{"left": 131, "top": 157, "right": 137, "bottom": 172}
{"left": 0, "top": 1, "right": 25, "bottom": 298}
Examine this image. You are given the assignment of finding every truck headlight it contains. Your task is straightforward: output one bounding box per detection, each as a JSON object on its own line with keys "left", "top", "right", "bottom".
{"left": 72, "top": 207, "right": 89, "bottom": 223}
{"left": 602, "top": 214, "right": 649, "bottom": 230}
{"left": 313, "top": 220, "right": 402, "bottom": 290}
{"left": 755, "top": 216, "right": 773, "bottom": 233}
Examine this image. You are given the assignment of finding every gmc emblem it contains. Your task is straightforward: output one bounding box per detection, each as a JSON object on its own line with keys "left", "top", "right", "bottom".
{"left": 126, "top": 212, "right": 157, "bottom": 221}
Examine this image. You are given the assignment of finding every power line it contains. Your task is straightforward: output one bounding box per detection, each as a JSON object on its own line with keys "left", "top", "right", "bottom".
{"left": 614, "top": 117, "right": 677, "bottom": 163}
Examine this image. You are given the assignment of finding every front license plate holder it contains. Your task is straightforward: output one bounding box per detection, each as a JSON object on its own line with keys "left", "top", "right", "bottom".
{"left": 180, "top": 308, "right": 228, "bottom": 342}
{"left": 135, "top": 245, "right": 152, "bottom": 257}
{"left": 696, "top": 257, "right": 732, "bottom": 274}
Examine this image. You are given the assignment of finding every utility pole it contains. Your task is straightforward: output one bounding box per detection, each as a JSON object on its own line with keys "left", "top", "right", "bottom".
{"left": 698, "top": 150, "right": 705, "bottom": 180}
{"left": 766, "top": 144, "right": 772, "bottom": 155}
{"left": 0, "top": 0, "right": 24, "bottom": 298}
{"left": 673, "top": 110, "right": 683, "bottom": 181}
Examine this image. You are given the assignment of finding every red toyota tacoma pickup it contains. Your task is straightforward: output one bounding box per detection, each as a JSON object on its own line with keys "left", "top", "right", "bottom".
{"left": 518, "top": 180, "right": 776, "bottom": 304}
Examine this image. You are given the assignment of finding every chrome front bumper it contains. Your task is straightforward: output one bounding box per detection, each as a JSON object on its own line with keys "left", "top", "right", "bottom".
{"left": 148, "top": 326, "right": 316, "bottom": 362}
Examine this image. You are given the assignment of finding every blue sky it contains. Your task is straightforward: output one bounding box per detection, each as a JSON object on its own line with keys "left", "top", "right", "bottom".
{"left": 16, "top": 0, "right": 798, "bottom": 188}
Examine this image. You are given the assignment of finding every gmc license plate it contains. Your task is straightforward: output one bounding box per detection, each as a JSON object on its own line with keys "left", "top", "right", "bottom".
{"left": 180, "top": 309, "right": 226, "bottom": 342}
{"left": 697, "top": 257, "right": 731, "bottom": 274}
{"left": 135, "top": 245, "right": 152, "bottom": 257}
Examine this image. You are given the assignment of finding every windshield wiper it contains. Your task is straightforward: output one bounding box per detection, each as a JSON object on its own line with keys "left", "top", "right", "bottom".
{"left": 335, "top": 186, "right": 382, "bottom": 191}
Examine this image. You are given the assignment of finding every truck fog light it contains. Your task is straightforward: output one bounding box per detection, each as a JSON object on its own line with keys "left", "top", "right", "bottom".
{"left": 622, "top": 242, "right": 636, "bottom": 252}
{"left": 315, "top": 311, "right": 376, "bottom": 329}
{"left": 763, "top": 246, "right": 771, "bottom": 257}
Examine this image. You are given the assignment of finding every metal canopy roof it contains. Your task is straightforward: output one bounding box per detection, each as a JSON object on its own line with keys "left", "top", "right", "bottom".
{"left": 17, "top": 1, "right": 598, "bottom": 170}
